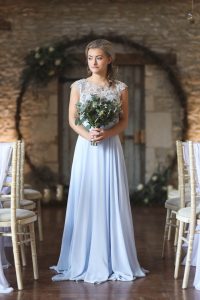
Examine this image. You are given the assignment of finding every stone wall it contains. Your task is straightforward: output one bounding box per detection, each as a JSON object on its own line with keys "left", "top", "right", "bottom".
{"left": 1, "top": 0, "right": 200, "bottom": 185}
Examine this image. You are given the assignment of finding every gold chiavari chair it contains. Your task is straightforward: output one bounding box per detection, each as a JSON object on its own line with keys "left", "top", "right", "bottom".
{"left": 1, "top": 142, "right": 43, "bottom": 242}
{"left": 162, "top": 141, "right": 190, "bottom": 257}
{"left": 23, "top": 188, "right": 43, "bottom": 241}
{"left": 0, "top": 141, "right": 39, "bottom": 290}
{"left": 174, "top": 141, "right": 200, "bottom": 289}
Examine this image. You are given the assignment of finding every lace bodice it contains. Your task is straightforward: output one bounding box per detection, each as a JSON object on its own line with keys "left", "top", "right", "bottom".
{"left": 71, "top": 79, "right": 127, "bottom": 129}
{"left": 72, "top": 78, "right": 127, "bottom": 103}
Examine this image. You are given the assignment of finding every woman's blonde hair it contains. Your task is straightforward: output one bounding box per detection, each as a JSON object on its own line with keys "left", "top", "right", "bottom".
{"left": 85, "top": 39, "right": 116, "bottom": 84}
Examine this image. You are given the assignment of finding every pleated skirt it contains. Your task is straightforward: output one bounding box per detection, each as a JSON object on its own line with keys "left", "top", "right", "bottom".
{"left": 51, "top": 135, "right": 146, "bottom": 284}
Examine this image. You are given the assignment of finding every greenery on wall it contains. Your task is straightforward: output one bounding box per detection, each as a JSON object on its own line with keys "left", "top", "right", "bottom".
{"left": 15, "top": 33, "right": 187, "bottom": 204}
{"left": 130, "top": 167, "right": 170, "bottom": 206}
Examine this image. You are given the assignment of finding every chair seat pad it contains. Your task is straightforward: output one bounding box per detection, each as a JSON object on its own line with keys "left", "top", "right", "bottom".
{"left": 0, "top": 208, "right": 35, "bottom": 222}
{"left": 176, "top": 207, "right": 200, "bottom": 221}
{"left": 165, "top": 196, "right": 200, "bottom": 210}
{"left": 3, "top": 199, "right": 35, "bottom": 208}
{"left": 0, "top": 194, "right": 10, "bottom": 199}
{"left": 24, "top": 183, "right": 32, "bottom": 188}
{"left": 165, "top": 197, "right": 181, "bottom": 210}
{"left": 168, "top": 189, "right": 179, "bottom": 199}
{"left": 24, "top": 189, "right": 42, "bottom": 200}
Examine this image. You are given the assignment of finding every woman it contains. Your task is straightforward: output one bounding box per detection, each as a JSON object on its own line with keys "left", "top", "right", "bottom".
{"left": 51, "top": 39, "right": 146, "bottom": 284}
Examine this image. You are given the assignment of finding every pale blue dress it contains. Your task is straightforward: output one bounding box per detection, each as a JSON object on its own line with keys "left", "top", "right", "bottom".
{"left": 51, "top": 79, "right": 146, "bottom": 284}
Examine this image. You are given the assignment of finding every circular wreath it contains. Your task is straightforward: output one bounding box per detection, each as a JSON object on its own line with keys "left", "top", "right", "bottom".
{"left": 15, "top": 33, "right": 187, "bottom": 202}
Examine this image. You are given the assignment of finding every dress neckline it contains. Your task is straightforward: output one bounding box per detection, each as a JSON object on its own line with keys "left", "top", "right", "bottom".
{"left": 84, "top": 78, "right": 110, "bottom": 89}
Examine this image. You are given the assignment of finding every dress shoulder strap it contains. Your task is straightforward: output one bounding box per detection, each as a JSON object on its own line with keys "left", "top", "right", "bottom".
{"left": 70, "top": 79, "right": 85, "bottom": 91}
{"left": 114, "top": 80, "right": 128, "bottom": 93}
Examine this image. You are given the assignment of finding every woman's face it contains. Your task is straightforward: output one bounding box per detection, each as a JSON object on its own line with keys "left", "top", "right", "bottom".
{"left": 87, "top": 48, "right": 111, "bottom": 76}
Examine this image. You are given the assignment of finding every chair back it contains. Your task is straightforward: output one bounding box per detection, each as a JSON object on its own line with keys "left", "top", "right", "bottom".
{"left": 0, "top": 143, "right": 13, "bottom": 194}
{"left": 182, "top": 141, "right": 200, "bottom": 226}
{"left": 187, "top": 141, "right": 198, "bottom": 233}
{"left": 0, "top": 141, "right": 20, "bottom": 225}
{"left": 19, "top": 140, "right": 25, "bottom": 204}
{"left": 176, "top": 140, "right": 189, "bottom": 208}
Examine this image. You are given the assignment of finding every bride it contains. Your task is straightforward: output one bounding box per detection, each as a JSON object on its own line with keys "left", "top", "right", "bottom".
{"left": 51, "top": 39, "right": 147, "bottom": 284}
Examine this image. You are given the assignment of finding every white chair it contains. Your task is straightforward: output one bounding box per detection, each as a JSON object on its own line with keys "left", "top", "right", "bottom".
{"left": 0, "top": 141, "right": 39, "bottom": 290}
{"left": 174, "top": 141, "right": 200, "bottom": 289}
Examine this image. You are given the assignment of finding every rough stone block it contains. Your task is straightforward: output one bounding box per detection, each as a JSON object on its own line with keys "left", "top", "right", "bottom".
{"left": 146, "top": 112, "right": 172, "bottom": 148}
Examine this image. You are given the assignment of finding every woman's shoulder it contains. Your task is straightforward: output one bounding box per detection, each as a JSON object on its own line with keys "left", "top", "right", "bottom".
{"left": 71, "top": 78, "right": 86, "bottom": 89}
{"left": 114, "top": 80, "right": 128, "bottom": 92}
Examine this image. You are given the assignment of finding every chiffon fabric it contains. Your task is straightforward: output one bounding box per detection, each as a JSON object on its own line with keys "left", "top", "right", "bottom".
{"left": 51, "top": 79, "right": 146, "bottom": 284}
{"left": 0, "top": 143, "right": 13, "bottom": 293}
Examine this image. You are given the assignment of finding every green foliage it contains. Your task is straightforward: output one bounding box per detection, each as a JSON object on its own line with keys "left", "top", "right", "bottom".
{"left": 15, "top": 33, "right": 185, "bottom": 186}
{"left": 130, "top": 167, "right": 170, "bottom": 206}
{"left": 75, "top": 94, "right": 122, "bottom": 129}
{"left": 22, "top": 44, "right": 78, "bottom": 86}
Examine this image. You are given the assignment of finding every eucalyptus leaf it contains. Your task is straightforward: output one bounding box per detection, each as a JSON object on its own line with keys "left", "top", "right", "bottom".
{"left": 75, "top": 94, "right": 122, "bottom": 130}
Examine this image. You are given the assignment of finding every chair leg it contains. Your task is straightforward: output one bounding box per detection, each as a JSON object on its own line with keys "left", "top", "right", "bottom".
{"left": 174, "top": 221, "right": 184, "bottom": 279}
{"left": 11, "top": 232, "right": 23, "bottom": 290}
{"left": 36, "top": 200, "right": 43, "bottom": 242}
{"left": 174, "top": 219, "right": 179, "bottom": 247}
{"left": 18, "top": 225, "right": 26, "bottom": 267}
{"left": 162, "top": 208, "right": 171, "bottom": 258}
{"left": 182, "top": 227, "right": 195, "bottom": 289}
{"left": 29, "top": 223, "right": 39, "bottom": 280}
{"left": 167, "top": 210, "right": 173, "bottom": 241}
{"left": 23, "top": 225, "right": 29, "bottom": 246}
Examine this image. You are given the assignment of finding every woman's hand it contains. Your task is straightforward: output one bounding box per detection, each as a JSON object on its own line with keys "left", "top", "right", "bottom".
{"left": 89, "top": 128, "right": 109, "bottom": 143}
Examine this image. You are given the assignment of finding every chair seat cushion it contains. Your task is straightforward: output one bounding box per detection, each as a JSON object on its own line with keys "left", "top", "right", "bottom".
{"left": 177, "top": 207, "right": 200, "bottom": 221}
{"left": 0, "top": 208, "right": 35, "bottom": 222}
{"left": 24, "top": 183, "right": 32, "bottom": 188}
{"left": 165, "top": 196, "right": 200, "bottom": 210}
{"left": 165, "top": 197, "right": 181, "bottom": 210}
{"left": 0, "top": 194, "right": 10, "bottom": 199}
{"left": 24, "top": 189, "right": 42, "bottom": 200}
{"left": 3, "top": 199, "right": 35, "bottom": 208}
{"left": 165, "top": 197, "right": 180, "bottom": 207}
{"left": 168, "top": 189, "right": 179, "bottom": 199}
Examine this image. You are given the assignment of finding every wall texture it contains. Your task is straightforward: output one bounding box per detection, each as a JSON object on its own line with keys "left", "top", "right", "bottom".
{"left": 1, "top": 0, "right": 200, "bottom": 185}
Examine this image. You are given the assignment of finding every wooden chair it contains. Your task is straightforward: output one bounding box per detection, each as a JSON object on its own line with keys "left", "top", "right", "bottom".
{"left": 19, "top": 141, "right": 43, "bottom": 241}
{"left": 0, "top": 142, "right": 43, "bottom": 241}
{"left": 174, "top": 141, "right": 200, "bottom": 289}
{"left": 23, "top": 188, "right": 43, "bottom": 241}
{"left": 162, "top": 140, "right": 200, "bottom": 258}
{"left": 162, "top": 141, "right": 189, "bottom": 257}
{"left": 0, "top": 141, "right": 39, "bottom": 290}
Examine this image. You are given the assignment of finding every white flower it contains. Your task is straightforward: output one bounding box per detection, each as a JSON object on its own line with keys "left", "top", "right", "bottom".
{"left": 144, "top": 198, "right": 149, "bottom": 204}
{"left": 34, "top": 52, "right": 40, "bottom": 59}
{"left": 54, "top": 59, "right": 61, "bottom": 66}
{"left": 152, "top": 175, "right": 158, "bottom": 181}
{"left": 39, "top": 60, "right": 44, "bottom": 66}
{"left": 162, "top": 186, "right": 167, "bottom": 191}
{"left": 137, "top": 184, "right": 144, "bottom": 191}
{"left": 49, "top": 47, "right": 55, "bottom": 52}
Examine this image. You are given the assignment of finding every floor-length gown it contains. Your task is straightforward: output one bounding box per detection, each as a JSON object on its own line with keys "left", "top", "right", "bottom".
{"left": 51, "top": 79, "right": 146, "bottom": 284}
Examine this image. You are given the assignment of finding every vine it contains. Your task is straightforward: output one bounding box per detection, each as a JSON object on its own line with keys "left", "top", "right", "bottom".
{"left": 15, "top": 33, "right": 187, "bottom": 195}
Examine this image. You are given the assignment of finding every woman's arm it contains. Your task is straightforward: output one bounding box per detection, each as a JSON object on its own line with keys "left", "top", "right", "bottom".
{"left": 94, "top": 87, "right": 128, "bottom": 143}
{"left": 68, "top": 84, "right": 90, "bottom": 140}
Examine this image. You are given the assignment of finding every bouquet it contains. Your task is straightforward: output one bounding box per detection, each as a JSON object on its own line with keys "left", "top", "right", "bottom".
{"left": 75, "top": 94, "right": 122, "bottom": 145}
